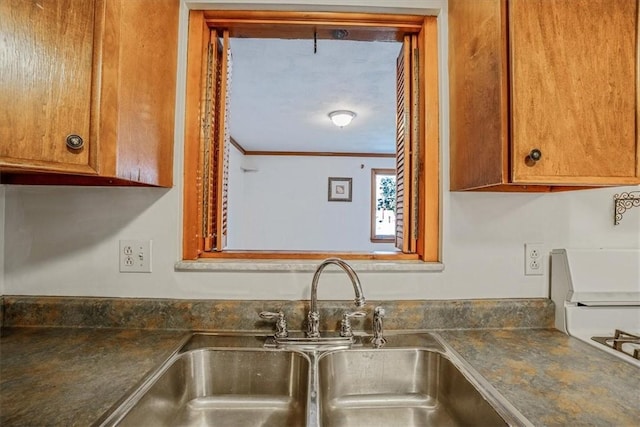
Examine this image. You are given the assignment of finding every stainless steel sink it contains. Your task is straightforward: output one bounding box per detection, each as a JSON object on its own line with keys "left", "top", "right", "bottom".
{"left": 102, "top": 346, "right": 310, "bottom": 427}
{"left": 99, "top": 333, "right": 529, "bottom": 427}
{"left": 317, "top": 348, "right": 508, "bottom": 427}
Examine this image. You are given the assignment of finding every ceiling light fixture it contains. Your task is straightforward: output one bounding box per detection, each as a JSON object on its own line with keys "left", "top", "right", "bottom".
{"left": 328, "top": 110, "right": 356, "bottom": 128}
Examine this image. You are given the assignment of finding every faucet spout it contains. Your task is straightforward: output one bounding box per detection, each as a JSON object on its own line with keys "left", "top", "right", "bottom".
{"left": 307, "top": 258, "right": 366, "bottom": 338}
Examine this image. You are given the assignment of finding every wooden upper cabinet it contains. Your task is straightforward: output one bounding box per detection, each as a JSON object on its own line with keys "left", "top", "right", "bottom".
{"left": 449, "top": 0, "right": 640, "bottom": 191}
{"left": 0, "top": 0, "right": 179, "bottom": 187}
{"left": 0, "top": 0, "right": 95, "bottom": 174}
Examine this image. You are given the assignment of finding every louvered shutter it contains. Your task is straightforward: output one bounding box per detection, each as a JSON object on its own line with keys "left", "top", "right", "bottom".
{"left": 202, "top": 30, "right": 231, "bottom": 252}
{"left": 395, "top": 35, "right": 419, "bottom": 253}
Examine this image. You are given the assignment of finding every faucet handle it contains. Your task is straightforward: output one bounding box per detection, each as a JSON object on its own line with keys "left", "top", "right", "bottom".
{"left": 371, "top": 306, "right": 387, "bottom": 348}
{"left": 340, "top": 310, "right": 367, "bottom": 337}
{"left": 259, "top": 311, "right": 288, "bottom": 338}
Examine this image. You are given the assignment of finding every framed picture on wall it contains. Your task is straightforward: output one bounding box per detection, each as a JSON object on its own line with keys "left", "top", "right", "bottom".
{"left": 328, "top": 177, "right": 352, "bottom": 202}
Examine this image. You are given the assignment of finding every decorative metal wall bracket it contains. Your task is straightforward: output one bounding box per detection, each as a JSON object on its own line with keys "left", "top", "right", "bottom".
{"left": 614, "top": 191, "right": 640, "bottom": 225}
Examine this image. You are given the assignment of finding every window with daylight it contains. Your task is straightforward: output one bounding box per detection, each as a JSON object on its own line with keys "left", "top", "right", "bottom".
{"left": 371, "top": 169, "right": 396, "bottom": 242}
{"left": 183, "top": 10, "right": 440, "bottom": 262}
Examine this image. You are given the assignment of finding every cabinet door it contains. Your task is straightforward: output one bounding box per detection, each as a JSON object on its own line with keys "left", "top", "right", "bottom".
{"left": 0, "top": 0, "right": 96, "bottom": 173}
{"left": 449, "top": 0, "right": 509, "bottom": 191}
{"left": 510, "top": 0, "right": 638, "bottom": 185}
{"left": 98, "top": 0, "right": 178, "bottom": 187}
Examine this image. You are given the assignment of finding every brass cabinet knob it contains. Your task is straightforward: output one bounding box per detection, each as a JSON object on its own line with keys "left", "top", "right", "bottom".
{"left": 66, "top": 134, "right": 84, "bottom": 150}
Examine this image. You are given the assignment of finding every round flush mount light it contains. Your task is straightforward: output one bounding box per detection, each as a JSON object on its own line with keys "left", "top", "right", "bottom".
{"left": 328, "top": 110, "right": 356, "bottom": 127}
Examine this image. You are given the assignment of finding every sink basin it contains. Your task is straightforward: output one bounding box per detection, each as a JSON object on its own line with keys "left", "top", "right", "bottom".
{"left": 100, "top": 333, "right": 527, "bottom": 427}
{"left": 107, "top": 348, "right": 310, "bottom": 427}
{"left": 317, "top": 348, "right": 508, "bottom": 427}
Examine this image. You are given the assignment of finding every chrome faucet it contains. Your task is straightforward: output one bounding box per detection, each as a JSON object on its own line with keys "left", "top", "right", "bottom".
{"left": 307, "top": 258, "right": 366, "bottom": 338}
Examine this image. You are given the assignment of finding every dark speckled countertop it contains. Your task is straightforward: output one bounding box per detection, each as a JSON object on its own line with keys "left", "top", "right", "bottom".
{"left": 1, "top": 327, "right": 639, "bottom": 426}
{"left": 0, "top": 328, "right": 186, "bottom": 426}
{"left": 438, "top": 329, "right": 640, "bottom": 426}
{"left": 1, "top": 297, "right": 638, "bottom": 426}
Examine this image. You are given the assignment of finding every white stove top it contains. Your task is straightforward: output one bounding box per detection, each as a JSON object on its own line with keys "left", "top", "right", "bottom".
{"left": 564, "top": 305, "right": 640, "bottom": 367}
{"left": 551, "top": 249, "right": 640, "bottom": 368}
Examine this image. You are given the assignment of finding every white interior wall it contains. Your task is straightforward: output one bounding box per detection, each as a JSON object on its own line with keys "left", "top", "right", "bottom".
{"left": 1, "top": 0, "right": 639, "bottom": 301}
{"left": 3, "top": 183, "right": 637, "bottom": 300}
{"left": 227, "top": 153, "right": 396, "bottom": 251}
{"left": 226, "top": 143, "right": 245, "bottom": 249}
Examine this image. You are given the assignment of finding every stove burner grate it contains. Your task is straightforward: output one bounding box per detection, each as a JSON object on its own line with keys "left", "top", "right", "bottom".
{"left": 592, "top": 329, "right": 640, "bottom": 361}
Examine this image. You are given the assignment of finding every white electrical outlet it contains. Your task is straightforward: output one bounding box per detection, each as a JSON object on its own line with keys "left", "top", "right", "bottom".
{"left": 525, "top": 243, "right": 544, "bottom": 276}
{"left": 119, "top": 240, "right": 152, "bottom": 273}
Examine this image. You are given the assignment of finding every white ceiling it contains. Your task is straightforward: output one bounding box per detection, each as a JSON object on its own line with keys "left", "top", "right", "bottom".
{"left": 228, "top": 37, "right": 401, "bottom": 154}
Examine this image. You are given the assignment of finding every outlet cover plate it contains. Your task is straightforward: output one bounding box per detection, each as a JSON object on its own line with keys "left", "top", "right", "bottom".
{"left": 525, "top": 243, "right": 544, "bottom": 276}
{"left": 119, "top": 240, "right": 152, "bottom": 273}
